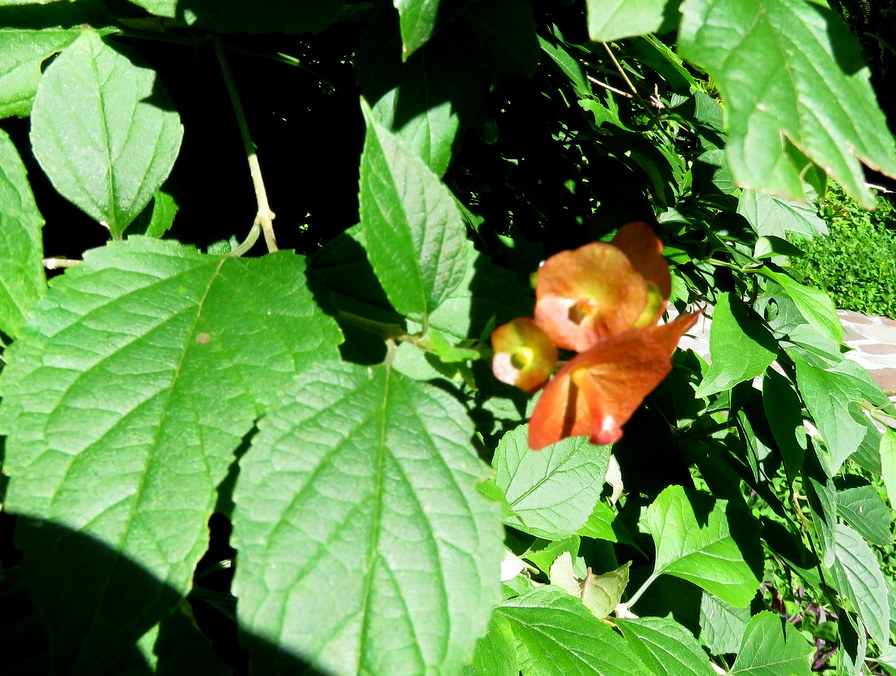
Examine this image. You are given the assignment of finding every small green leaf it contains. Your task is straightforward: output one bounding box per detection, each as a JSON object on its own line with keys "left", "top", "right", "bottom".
{"left": 394, "top": 0, "right": 440, "bottom": 57}
{"left": 646, "top": 485, "right": 761, "bottom": 607}
{"left": 522, "top": 536, "right": 580, "bottom": 575}
{"left": 125, "top": 188, "right": 178, "bottom": 238}
{"left": 761, "top": 268, "right": 843, "bottom": 344}
{"left": 494, "top": 426, "right": 610, "bottom": 540}
{"left": 881, "top": 430, "right": 896, "bottom": 509}
{"left": 462, "top": 0, "right": 539, "bottom": 78}
{"left": 497, "top": 586, "right": 648, "bottom": 675}
{"left": 29, "top": 30, "right": 183, "bottom": 238}
{"left": 359, "top": 99, "right": 469, "bottom": 321}
{"left": 0, "top": 129, "right": 44, "bottom": 338}
{"left": 0, "top": 1, "right": 115, "bottom": 118}
{"left": 578, "top": 501, "right": 636, "bottom": 545}
{"left": 836, "top": 484, "right": 892, "bottom": 546}
{"left": 737, "top": 191, "right": 828, "bottom": 238}
{"left": 428, "top": 330, "right": 480, "bottom": 362}
{"left": 695, "top": 293, "right": 777, "bottom": 397}
{"left": 587, "top": 0, "right": 680, "bottom": 42}
{"left": 730, "top": 611, "right": 811, "bottom": 676}
{"left": 232, "top": 363, "right": 502, "bottom": 675}
{"left": 550, "top": 551, "right": 630, "bottom": 619}
{"left": 679, "top": 0, "right": 896, "bottom": 206}
{"left": 0, "top": 238, "right": 341, "bottom": 673}
{"left": 699, "top": 592, "right": 750, "bottom": 655}
{"left": 793, "top": 356, "right": 888, "bottom": 475}
{"left": 615, "top": 616, "right": 717, "bottom": 676}
{"left": 827, "top": 524, "right": 891, "bottom": 647}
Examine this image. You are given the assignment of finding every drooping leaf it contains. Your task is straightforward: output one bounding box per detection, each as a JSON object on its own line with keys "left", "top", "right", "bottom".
{"left": 461, "top": 0, "right": 539, "bottom": 78}
{"left": 0, "top": 237, "right": 341, "bottom": 672}
{"left": 550, "top": 551, "right": 629, "bottom": 619}
{"left": 232, "top": 362, "right": 502, "bottom": 675}
{"left": 729, "top": 611, "right": 811, "bottom": 676}
{"left": 679, "top": 0, "right": 896, "bottom": 206}
{"left": 358, "top": 99, "right": 469, "bottom": 321}
{"left": 761, "top": 368, "right": 806, "bottom": 483}
{"left": 125, "top": 188, "right": 178, "bottom": 238}
{"left": 125, "top": 0, "right": 342, "bottom": 34}
{"left": 496, "top": 586, "right": 648, "bottom": 675}
{"left": 29, "top": 30, "right": 183, "bottom": 238}
{"left": 646, "top": 485, "right": 761, "bottom": 607}
{"left": 615, "top": 616, "right": 716, "bottom": 676}
{"left": 695, "top": 293, "right": 777, "bottom": 397}
{"left": 737, "top": 190, "right": 828, "bottom": 238}
{"left": 835, "top": 484, "right": 892, "bottom": 547}
{"left": 0, "top": 129, "right": 44, "bottom": 338}
{"left": 494, "top": 427, "right": 609, "bottom": 539}
{"left": 586, "top": 0, "right": 681, "bottom": 42}
{"left": 0, "top": 0, "right": 115, "bottom": 118}
{"left": 793, "top": 356, "right": 889, "bottom": 475}
{"left": 394, "top": 0, "right": 440, "bottom": 58}
{"left": 827, "top": 524, "right": 891, "bottom": 647}
{"left": 761, "top": 268, "right": 843, "bottom": 344}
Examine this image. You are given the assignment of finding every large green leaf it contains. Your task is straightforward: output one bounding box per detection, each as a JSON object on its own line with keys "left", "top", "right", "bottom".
{"left": 29, "top": 30, "right": 182, "bottom": 238}
{"left": 125, "top": 0, "right": 342, "bottom": 33}
{"left": 729, "top": 611, "right": 811, "bottom": 676}
{"left": 615, "top": 617, "right": 716, "bottom": 676}
{"left": 827, "top": 524, "right": 891, "bottom": 647}
{"left": 0, "top": 129, "right": 44, "bottom": 338}
{"left": 496, "top": 586, "right": 648, "bottom": 675}
{"left": 464, "top": 613, "right": 519, "bottom": 676}
{"left": 358, "top": 99, "right": 469, "bottom": 322}
{"left": 646, "top": 485, "right": 761, "bottom": 607}
{"left": 394, "top": 0, "right": 440, "bottom": 58}
{"left": 761, "top": 268, "right": 842, "bottom": 344}
{"left": 586, "top": 0, "right": 680, "bottom": 42}
{"left": 0, "top": 1, "right": 114, "bottom": 118}
{"left": 695, "top": 293, "right": 777, "bottom": 397}
{"left": 679, "top": 0, "right": 896, "bottom": 207}
{"left": 793, "top": 356, "right": 888, "bottom": 475}
{"left": 494, "top": 427, "right": 610, "bottom": 540}
{"left": 232, "top": 362, "right": 502, "bottom": 675}
{"left": 0, "top": 237, "right": 341, "bottom": 672}
{"left": 737, "top": 191, "right": 827, "bottom": 238}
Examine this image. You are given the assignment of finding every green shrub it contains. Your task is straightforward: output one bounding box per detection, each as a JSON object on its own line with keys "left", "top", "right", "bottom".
{"left": 789, "top": 186, "right": 896, "bottom": 318}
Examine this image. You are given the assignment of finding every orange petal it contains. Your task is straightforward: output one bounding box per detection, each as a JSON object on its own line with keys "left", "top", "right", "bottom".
{"left": 612, "top": 221, "right": 672, "bottom": 302}
{"left": 491, "top": 318, "right": 558, "bottom": 393}
{"left": 528, "top": 319, "right": 695, "bottom": 450}
{"left": 534, "top": 243, "right": 647, "bottom": 352}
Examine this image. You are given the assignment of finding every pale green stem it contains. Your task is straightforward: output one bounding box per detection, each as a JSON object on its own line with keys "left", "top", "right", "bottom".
{"left": 623, "top": 572, "right": 658, "bottom": 610}
{"left": 212, "top": 36, "right": 278, "bottom": 253}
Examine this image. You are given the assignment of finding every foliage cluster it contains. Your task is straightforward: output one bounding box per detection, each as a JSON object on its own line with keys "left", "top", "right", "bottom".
{"left": 789, "top": 187, "right": 896, "bottom": 319}
{"left": 2, "top": 1, "right": 896, "bottom": 675}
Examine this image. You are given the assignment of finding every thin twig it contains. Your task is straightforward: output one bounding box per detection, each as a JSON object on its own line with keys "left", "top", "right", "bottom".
{"left": 585, "top": 74, "right": 633, "bottom": 98}
{"left": 211, "top": 36, "right": 278, "bottom": 253}
{"left": 43, "top": 257, "right": 81, "bottom": 270}
{"left": 601, "top": 41, "right": 653, "bottom": 111}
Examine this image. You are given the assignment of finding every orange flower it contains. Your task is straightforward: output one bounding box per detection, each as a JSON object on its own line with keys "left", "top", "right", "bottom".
{"left": 534, "top": 222, "right": 671, "bottom": 352}
{"left": 491, "top": 318, "right": 557, "bottom": 393}
{"left": 528, "top": 312, "right": 699, "bottom": 450}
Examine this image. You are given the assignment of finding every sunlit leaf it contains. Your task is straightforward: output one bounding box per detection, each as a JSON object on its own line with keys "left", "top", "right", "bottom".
{"left": 615, "top": 616, "right": 716, "bottom": 676}
{"left": 679, "top": 0, "right": 896, "bottom": 206}
{"left": 0, "top": 238, "right": 341, "bottom": 672}
{"left": 233, "top": 362, "right": 502, "bottom": 675}
{"left": 729, "top": 611, "right": 811, "bottom": 676}
{"left": 646, "top": 485, "right": 761, "bottom": 607}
